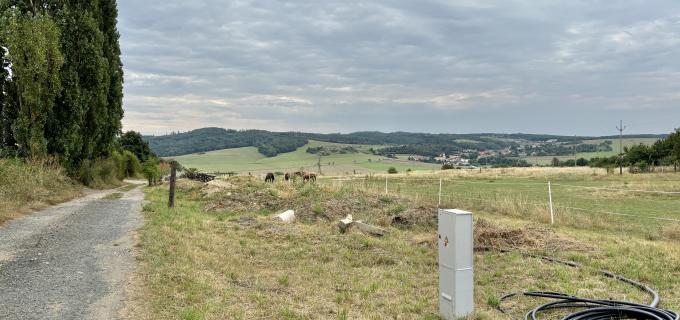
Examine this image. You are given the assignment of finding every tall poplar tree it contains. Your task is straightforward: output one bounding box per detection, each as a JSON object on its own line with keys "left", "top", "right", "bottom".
{"left": 2, "top": 8, "right": 63, "bottom": 157}
{"left": 98, "top": 0, "right": 124, "bottom": 154}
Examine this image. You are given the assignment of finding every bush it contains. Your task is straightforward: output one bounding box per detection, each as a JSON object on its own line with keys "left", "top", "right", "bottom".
{"left": 142, "top": 158, "right": 161, "bottom": 186}
{"left": 122, "top": 150, "right": 142, "bottom": 178}
{"left": 77, "top": 157, "right": 120, "bottom": 188}
{"left": 441, "top": 164, "right": 455, "bottom": 170}
{"left": 387, "top": 167, "right": 398, "bottom": 174}
{"left": 110, "top": 151, "right": 126, "bottom": 180}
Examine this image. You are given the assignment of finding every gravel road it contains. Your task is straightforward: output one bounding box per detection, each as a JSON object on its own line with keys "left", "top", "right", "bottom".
{"left": 0, "top": 184, "right": 144, "bottom": 320}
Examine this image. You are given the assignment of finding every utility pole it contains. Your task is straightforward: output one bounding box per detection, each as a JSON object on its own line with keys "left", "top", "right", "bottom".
{"left": 617, "top": 120, "right": 626, "bottom": 175}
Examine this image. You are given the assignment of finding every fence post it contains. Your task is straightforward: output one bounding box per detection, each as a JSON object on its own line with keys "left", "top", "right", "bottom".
{"left": 385, "top": 176, "right": 388, "bottom": 195}
{"left": 438, "top": 177, "right": 443, "bottom": 207}
{"left": 168, "top": 161, "right": 178, "bottom": 208}
{"left": 548, "top": 181, "right": 554, "bottom": 224}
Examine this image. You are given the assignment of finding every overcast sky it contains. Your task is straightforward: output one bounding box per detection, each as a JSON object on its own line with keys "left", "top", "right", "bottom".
{"left": 118, "top": 0, "right": 680, "bottom": 136}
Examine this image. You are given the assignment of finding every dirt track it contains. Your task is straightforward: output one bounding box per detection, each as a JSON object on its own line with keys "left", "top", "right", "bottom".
{"left": 0, "top": 185, "right": 143, "bottom": 320}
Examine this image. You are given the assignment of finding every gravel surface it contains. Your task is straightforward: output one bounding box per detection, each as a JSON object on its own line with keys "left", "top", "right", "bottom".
{"left": 0, "top": 185, "right": 144, "bottom": 320}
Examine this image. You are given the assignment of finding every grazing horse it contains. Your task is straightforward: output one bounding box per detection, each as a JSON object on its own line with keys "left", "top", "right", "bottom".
{"left": 303, "top": 172, "right": 317, "bottom": 182}
{"left": 265, "top": 172, "right": 275, "bottom": 183}
{"left": 284, "top": 173, "right": 291, "bottom": 181}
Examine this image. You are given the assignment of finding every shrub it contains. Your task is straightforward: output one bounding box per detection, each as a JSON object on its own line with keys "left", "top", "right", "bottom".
{"left": 122, "top": 150, "right": 142, "bottom": 178}
{"left": 110, "top": 151, "right": 126, "bottom": 180}
{"left": 441, "top": 164, "right": 455, "bottom": 170}
{"left": 387, "top": 167, "right": 398, "bottom": 174}
{"left": 142, "top": 158, "right": 161, "bottom": 186}
{"left": 77, "top": 156, "right": 120, "bottom": 188}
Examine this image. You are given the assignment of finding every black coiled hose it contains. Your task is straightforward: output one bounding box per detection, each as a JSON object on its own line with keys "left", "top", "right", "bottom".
{"left": 496, "top": 254, "right": 679, "bottom": 320}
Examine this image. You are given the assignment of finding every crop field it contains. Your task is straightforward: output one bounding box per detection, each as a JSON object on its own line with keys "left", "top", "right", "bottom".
{"left": 169, "top": 140, "right": 439, "bottom": 175}
{"left": 129, "top": 168, "right": 680, "bottom": 319}
{"left": 523, "top": 138, "right": 660, "bottom": 165}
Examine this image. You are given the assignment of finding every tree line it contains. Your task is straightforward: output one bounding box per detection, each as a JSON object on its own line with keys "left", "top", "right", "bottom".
{"left": 587, "top": 129, "right": 680, "bottom": 172}
{"left": 145, "top": 127, "right": 309, "bottom": 157}
{"left": 0, "top": 1, "right": 163, "bottom": 185}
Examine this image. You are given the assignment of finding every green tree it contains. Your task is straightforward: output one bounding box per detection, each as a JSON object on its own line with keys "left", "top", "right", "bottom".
{"left": 98, "top": 0, "right": 124, "bottom": 155}
{"left": 0, "top": 45, "right": 18, "bottom": 150}
{"left": 119, "top": 131, "right": 155, "bottom": 162}
{"left": 2, "top": 9, "right": 63, "bottom": 157}
{"left": 47, "top": 1, "right": 109, "bottom": 166}
{"left": 142, "top": 158, "right": 161, "bottom": 186}
{"left": 667, "top": 129, "right": 680, "bottom": 172}
{"left": 551, "top": 157, "right": 560, "bottom": 167}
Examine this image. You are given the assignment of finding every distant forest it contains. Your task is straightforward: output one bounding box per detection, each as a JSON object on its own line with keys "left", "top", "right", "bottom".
{"left": 144, "top": 127, "right": 665, "bottom": 158}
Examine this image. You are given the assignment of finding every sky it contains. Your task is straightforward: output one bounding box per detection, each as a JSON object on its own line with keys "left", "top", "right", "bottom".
{"left": 117, "top": 0, "right": 680, "bottom": 136}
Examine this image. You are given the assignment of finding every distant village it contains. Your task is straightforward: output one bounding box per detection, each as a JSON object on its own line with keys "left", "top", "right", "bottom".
{"left": 408, "top": 138, "right": 613, "bottom": 167}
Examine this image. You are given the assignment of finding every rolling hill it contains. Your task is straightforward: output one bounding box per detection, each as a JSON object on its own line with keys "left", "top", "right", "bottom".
{"left": 144, "top": 127, "right": 665, "bottom": 158}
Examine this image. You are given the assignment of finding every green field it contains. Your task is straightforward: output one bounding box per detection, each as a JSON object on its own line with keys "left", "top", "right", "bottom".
{"left": 326, "top": 168, "right": 680, "bottom": 235}
{"left": 169, "top": 140, "right": 440, "bottom": 175}
{"left": 523, "top": 138, "right": 660, "bottom": 165}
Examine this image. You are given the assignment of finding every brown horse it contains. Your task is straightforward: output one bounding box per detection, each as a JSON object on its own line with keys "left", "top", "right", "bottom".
{"left": 284, "top": 173, "right": 290, "bottom": 181}
{"left": 303, "top": 172, "right": 316, "bottom": 182}
{"left": 265, "top": 172, "right": 275, "bottom": 183}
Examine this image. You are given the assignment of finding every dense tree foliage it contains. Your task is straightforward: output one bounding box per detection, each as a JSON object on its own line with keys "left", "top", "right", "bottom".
{"left": 145, "top": 128, "right": 309, "bottom": 157}
{"left": 587, "top": 129, "right": 680, "bottom": 172}
{"left": 119, "top": 131, "right": 154, "bottom": 162}
{"left": 2, "top": 8, "right": 63, "bottom": 157}
{"left": 0, "top": 0, "right": 125, "bottom": 173}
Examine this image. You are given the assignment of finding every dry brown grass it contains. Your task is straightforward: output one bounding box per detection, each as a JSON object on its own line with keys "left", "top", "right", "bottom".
{"left": 0, "top": 158, "right": 81, "bottom": 225}
{"left": 129, "top": 176, "right": 680, "bottom": 319}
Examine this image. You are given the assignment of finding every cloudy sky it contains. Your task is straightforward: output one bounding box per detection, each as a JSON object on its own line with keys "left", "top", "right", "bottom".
{"left": 118, "top": 0, "right": 680, "bottom": 136}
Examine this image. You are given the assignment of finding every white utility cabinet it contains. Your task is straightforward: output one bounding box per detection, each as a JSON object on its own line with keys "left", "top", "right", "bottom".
{"left": 438, "top": 209, "right": 474, "bottom": 319}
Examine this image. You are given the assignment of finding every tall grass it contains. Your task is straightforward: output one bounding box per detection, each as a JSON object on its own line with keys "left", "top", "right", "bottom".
{"left": 0, "top": 157, "right": 81, "bottom": 224}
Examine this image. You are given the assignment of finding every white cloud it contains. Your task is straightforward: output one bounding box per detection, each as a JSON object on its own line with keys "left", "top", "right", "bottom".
{"left": 117, "top": 0, "right": 680, "bottom": 135}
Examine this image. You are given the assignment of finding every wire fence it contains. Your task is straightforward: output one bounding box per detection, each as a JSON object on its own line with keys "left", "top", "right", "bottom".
{"left": 319, "top": 175, "right": 680, "bottom": 229}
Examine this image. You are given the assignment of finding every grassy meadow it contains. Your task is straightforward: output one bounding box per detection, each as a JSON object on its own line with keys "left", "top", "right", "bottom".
{"left": 168, "top": 140, "right": 439, "bottom": 175}
{"left": 128, "top": 168, "right": 680, "bottom": 319}
{"left": 324, "top": 168, "right": 680, "bottom": 238}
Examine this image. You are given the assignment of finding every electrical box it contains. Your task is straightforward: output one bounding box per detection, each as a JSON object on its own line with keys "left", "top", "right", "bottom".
{"left": 438, "top": 209, "right": 474, "bottom": 319}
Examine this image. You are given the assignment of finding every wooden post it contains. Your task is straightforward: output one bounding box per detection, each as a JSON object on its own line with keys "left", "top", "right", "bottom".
{"left": 548, "top": 181, "right": 554, "bottom": 224}
{"left": 168, "top": 161, "right": 177, "bottom": 208}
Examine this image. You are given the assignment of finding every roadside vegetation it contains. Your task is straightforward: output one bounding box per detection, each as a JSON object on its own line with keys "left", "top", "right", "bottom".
{"left": 131, "top": 169, "right": 680, "bottom": 319}
{"left": 0, "top": 1, "right": 146, "bottom": 223}
{"left": 0, "top": 157, "right": 80, "bottom": 224}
